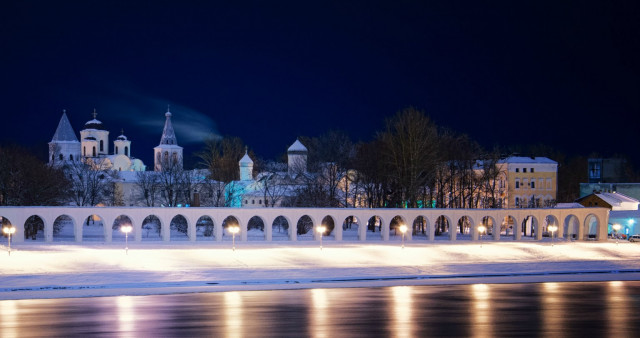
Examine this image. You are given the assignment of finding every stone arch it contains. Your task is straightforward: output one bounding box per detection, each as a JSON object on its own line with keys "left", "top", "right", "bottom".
{"left": 521, "top": 215, "right": 539, "bottom": 238}
{"left": 24, "top": 215, "right": 45, "bottom": 241}
{"left": 170, "top": 214, "right": 189, "bottom": 241}
{"left": 412, "top": 216, "right": 428, "bottom": 240}
{"left": 480, "top": 216, "right": 496, "bottom": 239}
{"left": 247, "top": 216, "right": 266, "bottom": 241}
{"left": 141, "top": 215, "right": 162, "bottom": 241}
{"left": 544, "top": 215, "right": 561, "bottom": 239}
{"left": 112, "top": 215, "right": 133, "bottom": 242}
{"left": 584, "top": 213, "right": 600, "bottom": 240}
{"left": 53, "top": 214, "right": 77, "bottom": 241}
{"left": 342, "top": 215, "right": 361, "bottom": 241}
{"left": 435, "top": 215, "right": 453, "bottom": 239}
{"left": 457, "top": 215, "right": 474, "bottom": 237}
{"left": 196, "top": 215, "right": 215, "bottom": 241}
{"left": 367, "top": 215, "right": 383, "bottom": 237}
{"left": 502, "top": 215, "right": 518, "bottom": 237}
{"left": 83, "top": 214, "right": 105, "bottom": 242}
{"left": 564, "top": 214, "right": 579, "bottom": 240}
{"left": 320, "top": 215, "right": 336, "bottom": 239}
{"left": 272, "top": 215, "right": 290, "bottom": 241}
{"left": 390, "top": 215, "right": 408, "bottom": 240}
{"left": 296, "top": 215, "right": 316, "bottom": 240}
{"left": 222, "top": 215, "right": 241, "bottom": 241}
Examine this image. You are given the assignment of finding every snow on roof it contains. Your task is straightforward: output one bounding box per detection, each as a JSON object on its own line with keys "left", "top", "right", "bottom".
{"left": 499, "top": 156, "right": 557, "bottom": 164}
{"left": 51, "top": 112, "right": 79, "bottom": 142}
{"left": 595, "top": 192, "right": 639, "bottom": 210}
{"left": 239, "top": 151, "right": 253, "bottom": 164}
{"left": 555, "top": 203, "right": 584, "bottom": 209}
{"left": 288, "top": 139, "right": 307, "bottom": 152}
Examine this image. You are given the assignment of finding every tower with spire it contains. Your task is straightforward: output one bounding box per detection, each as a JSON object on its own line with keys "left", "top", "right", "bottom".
{"left": 49, "top": 110, "right": 81, "bottom": 165}
{"left": 154, "top": 107, "right": 183, "bottom": 171}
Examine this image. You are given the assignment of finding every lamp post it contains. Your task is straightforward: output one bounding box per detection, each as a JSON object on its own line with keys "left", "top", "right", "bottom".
{"left": 3, "top": 225, "right": 16, "bottom": 256}
{"left": 477, "top": 225, "right": 486, "bottom": 248}
{"left": 548, "top": 225, "right": 558, "bottom": 247}
{"left": 316, "top": 225, "right": 327, "bottom": 250}
{"left": 121, "top": 225, "right": 132, "bottom": 255}
{"left": 612, "top": 223, "right": 621, "bottom": 245}
{"left": 229, "top": 225, "right": 240, "bottom": 251}
{"left": 399, "top": 224, "right": 408, "bottom": 249}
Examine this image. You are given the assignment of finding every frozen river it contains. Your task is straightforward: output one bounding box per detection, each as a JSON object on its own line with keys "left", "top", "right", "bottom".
{"left": 2, "top": 281, "right": 639, "bottom": 337}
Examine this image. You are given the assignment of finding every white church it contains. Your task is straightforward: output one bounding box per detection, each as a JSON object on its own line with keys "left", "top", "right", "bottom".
{"left": 48, "top": 108, "right": 183, "bottom": 172}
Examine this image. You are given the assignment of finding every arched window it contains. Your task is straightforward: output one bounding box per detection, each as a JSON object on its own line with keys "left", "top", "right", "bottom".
{"left": 83, "top": 147, "right": 86, "bottom": 156}
{"left": 92, "top": 146, "right": 96, "bottom": 157}
{"left": 69, "top": 154, "right": 73, "bottom": 161}
{"left": 125, "top": 146, "right": 129, "bottom": 157}
{"left": 51, "top": 154, "right": 55, "bottom": 161}
{"left": 100, "top": 140, "right": 104, "bottom": 152}
{"left": 115, "top": 146, "right": 119, "bottom": 154}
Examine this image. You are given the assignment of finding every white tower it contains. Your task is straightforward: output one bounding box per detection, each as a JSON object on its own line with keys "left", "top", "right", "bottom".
{"left": 80, "top": 109, "right": 109, "bottom": 158}
{"left": 154, "top": 107, "right": 183, "bottom": 171}
{"left": 49, "top": 110, "right": 81, "bottom": 165}
{"left": 287, "top": 139, "right": 308, "bottom": 176}
{"left": 113, "top": 129, "right": 131, "bottom": 157}
{"left": 239, "top": 147, "right": 254, "bottom": 181}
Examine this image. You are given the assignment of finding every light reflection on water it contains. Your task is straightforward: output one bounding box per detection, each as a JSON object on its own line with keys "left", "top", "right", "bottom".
{"left": 2, "top": 281, "right": 640, "bottom": 337}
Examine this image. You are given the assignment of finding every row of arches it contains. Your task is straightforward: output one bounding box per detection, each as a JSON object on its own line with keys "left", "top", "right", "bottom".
{"left": 2, "top": 210, "right": 605, "bottom": 243}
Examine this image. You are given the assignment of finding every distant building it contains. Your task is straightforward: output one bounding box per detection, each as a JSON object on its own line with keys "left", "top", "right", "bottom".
{"left": 499, "top": 156, "right": 558, "bottom": 208}
{"left": 587, "top": 158, "right": 627, "bottom": 183}
{"left": 575, "top": 192, "right": 639, "bottom": 211}
{"left": 49, "top": 109, "right": 146, "bottom": 171}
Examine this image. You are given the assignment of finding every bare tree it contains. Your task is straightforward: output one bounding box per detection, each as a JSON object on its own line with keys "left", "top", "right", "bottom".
{"left": 135, "top": 170, "right": 160, "bottom": 207}
{"left": 65, "top": 158, "right": 113, "bottom": 206}
{"left": 379, "top": 107, "right": 439, "bottom": 208}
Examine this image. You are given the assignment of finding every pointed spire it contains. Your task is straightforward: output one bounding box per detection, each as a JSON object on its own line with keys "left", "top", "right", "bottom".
{"left": 159, "top": 109, "right": 178, "bottom": 146}
{"left": 51, "top": 110, "right": 79, "bottom": 142}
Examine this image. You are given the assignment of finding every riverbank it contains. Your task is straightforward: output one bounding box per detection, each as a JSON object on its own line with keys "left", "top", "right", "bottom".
{"left": 1, "top": 241, "right": 639, "bottom": 300}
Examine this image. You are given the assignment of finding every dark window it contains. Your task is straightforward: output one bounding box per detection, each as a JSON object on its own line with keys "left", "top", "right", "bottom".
{"left": 516, "top": 181, "right": 520, "bottom": 189}
{"left": 59, "top": 154, "right": 63, "bottom": 160}
{"left": 531, "top": 181, "right": 535, "bottom": 189}
{"left": 92, "top": 147, "right": 96, "bottom": 157}
{"left": 531, "top": 168, "right": 534, "bottom": 173}
{"left": 125, "top": 146, "right": 129, "bottom": 156}
{"left": 515, "top": 168, "right": 519, "bottom": 173}
{"left": 70, "top": 154, "right": 73, "bottom": 160}
{"left": 523, "top": 168, "right": 527, "bottom": 173}
{"left": 115, "top": 146, "right": 119, "bottom": 154}
{"left": 100, "top": 140, "right": 104, "bottom": 152}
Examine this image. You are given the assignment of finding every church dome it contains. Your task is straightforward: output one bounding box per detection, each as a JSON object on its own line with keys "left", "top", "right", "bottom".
{"left": 84, "top": 119, "right": 106, "bottom": 130}
{"left": 116, "top": 134, "right": 128, "bottom": 141}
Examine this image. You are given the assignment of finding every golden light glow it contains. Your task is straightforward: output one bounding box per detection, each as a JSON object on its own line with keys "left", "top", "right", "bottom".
{"left": 398, "top": 224, "right": 407, "bottom": 234}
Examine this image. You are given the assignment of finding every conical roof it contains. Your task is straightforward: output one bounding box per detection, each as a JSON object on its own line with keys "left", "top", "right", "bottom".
{"left": 51, "top": 111, "right": 79, "bottom": 142}
{"left": 159, "top": 111, "right": 178, "bottom": 146}
{"left": 239, "top": 148, "right": 253, "bottom": 165}
{"left": 288, "top": 139, "right": 307, "bottom": 152}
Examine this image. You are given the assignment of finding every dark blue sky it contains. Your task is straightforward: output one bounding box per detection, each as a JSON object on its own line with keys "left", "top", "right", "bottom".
{"left": 1, "top": 1, "right": 638, "bottom": 167}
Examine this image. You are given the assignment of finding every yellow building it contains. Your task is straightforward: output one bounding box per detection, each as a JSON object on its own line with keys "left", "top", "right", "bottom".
{"left": 500, "top": 157, "right": 558, "bottom": 208}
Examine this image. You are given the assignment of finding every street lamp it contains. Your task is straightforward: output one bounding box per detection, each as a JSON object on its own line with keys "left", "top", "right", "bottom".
{"left": 121, "top": 224, "right": 132, "bottom": 255}
{"left": 477, "top": 225, "right": 486, "bottom": 248}
{"left": 3, "top": 225, "right": 16, "bottom": 256}
{"left": 399, "top": 224, "right": 408, "bottom": 249}
{"left": 229, "top": 225, "right": 240, "bottom": 251}
{"left": 548, "top": 225, "right": 558, "bottom": 246}
{"left": 316, "top": 225, "right": 327, "bottom": 250}
{"left": 612, "top": 223, "right": 621, "bottom": 245}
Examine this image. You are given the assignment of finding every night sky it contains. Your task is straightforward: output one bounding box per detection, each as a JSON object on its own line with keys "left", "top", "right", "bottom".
{"left": 1, "top": 1, "right": 638, "bottom": 167}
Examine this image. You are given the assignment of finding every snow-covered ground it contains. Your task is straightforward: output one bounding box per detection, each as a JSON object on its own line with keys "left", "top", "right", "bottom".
{"left": 1, "top": 241, "right": 639, "bottom": 300}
